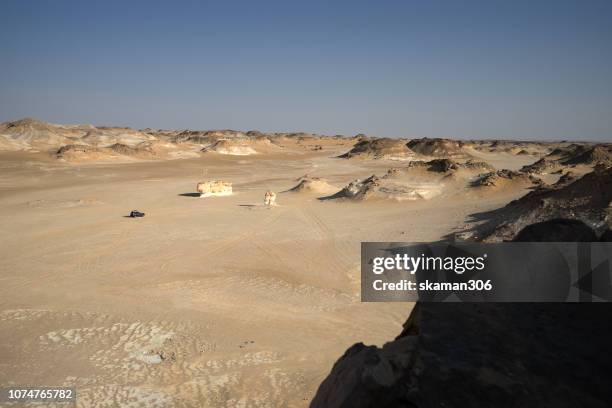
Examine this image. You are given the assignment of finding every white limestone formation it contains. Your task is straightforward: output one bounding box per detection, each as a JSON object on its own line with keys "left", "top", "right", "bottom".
{"left": 197, "top": 181, "right": 233, "bottom": 197}
{"left": 264, "top": 190, "right": 277, "bottom": 206}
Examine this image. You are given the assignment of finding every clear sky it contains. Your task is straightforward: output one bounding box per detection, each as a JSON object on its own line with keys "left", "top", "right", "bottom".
{"left": 1, "top": 0, "right": 611, "bottom": 140}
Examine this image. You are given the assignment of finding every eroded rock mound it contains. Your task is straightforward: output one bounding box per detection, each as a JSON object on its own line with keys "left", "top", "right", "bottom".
{"left": 520, "top": 144, "right": 611, "bottom": 175}
{"left": 56, "top": 144, "right": 104, "bottom": 159}
{"left": 339, "top": 138, "right": 414, "bottom": 160}
{"left": 1, "top": 118, "right": 76, "bottom": 150}
{"left": 554, "top": 171, "right": 577, "bottom": 187}
{"left": 202, "top": 139, "right": 257, "bottom": 155}
{"left": 478, "top": 165, "right": 612, "bottom": 241}
{"left": 406, "top": 159, "right": 493, "bottom": 173}
{"left": 2, "top": 117, "right": 58, "bottom": 134}
{"left": 108, "top": 142, "right": 155, "bottom": 158}
{"left": 323, "top": 176, "right": 381, "bottom": 200}
{"left": 288, "top": 175, "right": 337, "bottom": 194}
{"left": 0, "top": 118, "right": 164, "bottom": 156}
{"left": 196, "top": 180, "right": 233, "bottom": 197}
{"left": 547, "top": 143, "right": 590, "bottom": 160}
{"left": 472, "top": 169, "right": 537, "bottom": 187}
{"left": 563, "top": 144, "right": 612, "bottom": 166}
{"left": 519, "top": 158, "right": 559, "bottom": 174}
{"left": 56, "top": 142, "right": 158, "bottom": 161}
{"left": 173, "top": 129, "right": 247, "bottom": 144}
{"left": 323, "top": 175, "right": 440, "bottom": 201}
{"left": 407, "top": 137, "right": 467, "bottom": 157}
{"left": 406, "top": 158, "right": 458, "bottom": 172}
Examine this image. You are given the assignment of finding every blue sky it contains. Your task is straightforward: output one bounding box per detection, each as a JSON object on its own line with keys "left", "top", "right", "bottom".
{"left": 1, "top": 0, "right": 611, "bottom": 140}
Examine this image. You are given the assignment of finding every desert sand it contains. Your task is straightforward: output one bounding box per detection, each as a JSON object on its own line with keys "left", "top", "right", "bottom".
{"left": 0, "top": 119, "right": 609, "bottom": 407}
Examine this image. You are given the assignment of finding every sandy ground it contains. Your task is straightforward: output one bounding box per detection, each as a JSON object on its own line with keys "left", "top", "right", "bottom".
{"left": 0, "top": 148, "right": 535, "bottom": 407}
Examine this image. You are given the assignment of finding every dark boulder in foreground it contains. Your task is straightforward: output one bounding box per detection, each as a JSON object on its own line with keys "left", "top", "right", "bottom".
{"left": 512, "top": 218, "right": 599, "bottom": 242}
{"left": 311, "top": 220, "right": 612, "bottom": 408}
{"left": 312, "top": 301, "right": 612, "bottom": 408}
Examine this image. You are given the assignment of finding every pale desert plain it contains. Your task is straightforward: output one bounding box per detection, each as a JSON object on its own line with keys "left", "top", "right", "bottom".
{"left": 0, "top": 118, "right": 610, "bottom": 407}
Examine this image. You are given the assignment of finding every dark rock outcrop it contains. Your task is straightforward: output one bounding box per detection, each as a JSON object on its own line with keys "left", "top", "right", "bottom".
{"left": 512, "top": 218, "right": 599, "bottom": 242}
{"left": 406, "top": 137, "right": 467, "bottom": 157}
{"left": 418, "top": 159, "right": 492, "bottom": 173}
{"left": 477, "top": 165, "right": 612, "bottom": 241}
{"left": 312, "top": 301, "right": 612, "bottom": 408}
{"left": 519, "top": 158, "right": 559, "bottom": 174}
{"left": 108, "top": 142, "right": 154, "bottom": 157}
{"left": 472, "top": 169, "right": 536, "bottom": 187}
{"left": 172, "top": 129, "right": 246, "bottom": 144}
{"left": 563, "top": 145, "right": 612, "bottom": 167}
{"left": 339, "top": 138, "right": 414, "bottom": 159}
{"left": 312, "top": 220, "right": 612, "bottom": 408}
{"left": 56, "top": 144, "right": 102, "bottom": 158}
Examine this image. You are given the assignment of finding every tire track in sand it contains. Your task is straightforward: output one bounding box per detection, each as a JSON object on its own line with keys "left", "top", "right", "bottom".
{"left": 298, "top": 202, "right": 349, "bottom": 277}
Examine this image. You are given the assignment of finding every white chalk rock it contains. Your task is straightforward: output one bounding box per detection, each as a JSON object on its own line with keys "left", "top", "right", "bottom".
{"left": 264, "top": 190, "right": 277, "bottom": 206}
{"left": 197, "top": 180, "right": 233, "bottom": 197}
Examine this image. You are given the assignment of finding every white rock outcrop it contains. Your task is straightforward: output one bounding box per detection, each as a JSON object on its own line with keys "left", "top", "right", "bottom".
{"left": 196, "top": 181, "right": 233, "bottom": 197}
{"left": 264, "top": 191, "right": 277, "bottom": 206}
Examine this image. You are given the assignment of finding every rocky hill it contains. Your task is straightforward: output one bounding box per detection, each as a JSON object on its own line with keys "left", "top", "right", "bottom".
{"left": 476, "top": 165, "right": 611, "bottom": 241}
